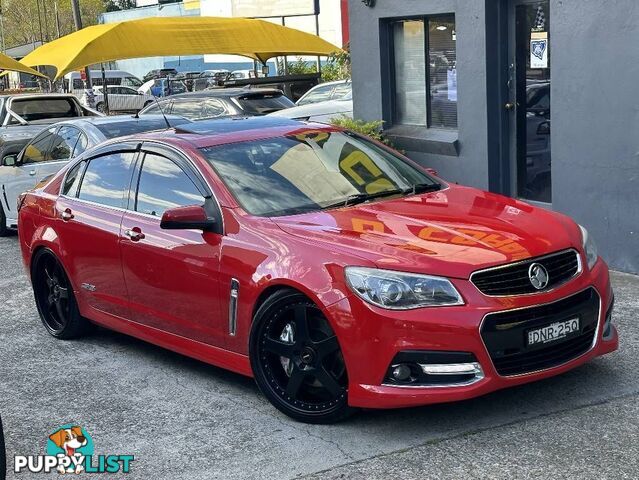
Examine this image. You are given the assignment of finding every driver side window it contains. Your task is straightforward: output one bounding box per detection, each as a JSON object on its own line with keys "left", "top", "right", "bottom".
{"left": 135, "top": 153, "right": 204, "bottom": 217}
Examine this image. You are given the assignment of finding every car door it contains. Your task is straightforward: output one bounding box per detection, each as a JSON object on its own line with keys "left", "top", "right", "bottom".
{"left": 55, "top": 144, "right": 139, "bottom": 319}
{"left": 2, "top": 127, "right": 55, "bottom": 220}
{"left": 119, "top": 146, "right": 225, "bottom": 346}
{"left": 106, "top": 87, "right": 124, "bottom": 112}
{"left": 120, "top": 86, "right": 145, "bottom": 110}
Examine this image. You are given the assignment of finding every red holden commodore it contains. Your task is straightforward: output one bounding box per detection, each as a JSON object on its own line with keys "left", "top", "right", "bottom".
{"left": 18, "top": 117, "right": 618, "bottom": 423}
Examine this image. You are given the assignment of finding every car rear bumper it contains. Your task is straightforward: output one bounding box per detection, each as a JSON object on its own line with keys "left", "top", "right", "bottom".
{"left": 326, "top": 258, "right": 618, "bottom": 409}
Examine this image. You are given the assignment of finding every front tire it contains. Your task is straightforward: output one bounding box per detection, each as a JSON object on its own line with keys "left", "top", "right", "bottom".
{"left": 32, "top": 249, "right": 90, "bottom": 339}
{"left": 96, "top": 102, "right": 106, "bottom": 114}
{"left": 250, "top": 289, "right": 356, "bottom": 424}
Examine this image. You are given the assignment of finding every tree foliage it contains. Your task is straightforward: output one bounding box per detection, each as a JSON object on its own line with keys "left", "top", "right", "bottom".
{"left": 1, "top": 0, "right": 133, "bottom": 49}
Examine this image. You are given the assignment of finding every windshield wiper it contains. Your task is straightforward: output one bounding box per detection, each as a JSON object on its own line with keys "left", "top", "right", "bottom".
{"left": 404, "top": 182, "right": 442, "bottom": 195}
{"left": 322, "top": 189, "right": 405, "bottom": 210}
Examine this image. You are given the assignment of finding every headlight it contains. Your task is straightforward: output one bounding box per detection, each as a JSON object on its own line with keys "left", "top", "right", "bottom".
{"left": 579, "top": 225, "right": 598, "bottom": 270}
{"left": 345, "top": 267, "right": 464, "bottom": 310}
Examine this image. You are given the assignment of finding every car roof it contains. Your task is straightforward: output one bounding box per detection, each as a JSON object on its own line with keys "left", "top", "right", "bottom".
{"left": 0, "top": 93, "right": 79, "bottom": 100}
{"left": 167, "top": 87, "right": 284, "bottom": 100}
{"left": 129, "top": 116, "right": 339, "bottom": 149}
{"left": 52, "top": 114, "right": 186, "bottom": 128}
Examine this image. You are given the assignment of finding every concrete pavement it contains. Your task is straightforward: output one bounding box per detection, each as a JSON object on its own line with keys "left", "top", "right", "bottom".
{"left": 0, "top": 233, "right": 637, "bottom": 479}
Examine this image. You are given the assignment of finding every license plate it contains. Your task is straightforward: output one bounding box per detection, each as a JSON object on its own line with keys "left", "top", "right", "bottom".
{"left": 527, "top": 318, "right": 580, "bottom": 346}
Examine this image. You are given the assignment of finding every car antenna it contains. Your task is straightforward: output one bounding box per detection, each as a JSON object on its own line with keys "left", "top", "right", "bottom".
{"left": 150, "top": 92, "right": 172, "bottom": 130}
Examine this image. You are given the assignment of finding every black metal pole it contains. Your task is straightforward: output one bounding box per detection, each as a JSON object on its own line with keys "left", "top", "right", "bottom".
{"left": 71, "top": 0, "right": 92, "bottom": 89}
{"left": 101, "top": 63, "right": 109, "bottom": 114}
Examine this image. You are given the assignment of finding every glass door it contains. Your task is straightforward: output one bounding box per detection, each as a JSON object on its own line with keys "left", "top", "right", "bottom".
{"left": 508, "top": 0, "right": 551, "bottom": 203}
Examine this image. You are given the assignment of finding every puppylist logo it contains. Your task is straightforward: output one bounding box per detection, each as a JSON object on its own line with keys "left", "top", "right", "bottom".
{"left": 14, "top": 424, "right": 134, "bottom": 474}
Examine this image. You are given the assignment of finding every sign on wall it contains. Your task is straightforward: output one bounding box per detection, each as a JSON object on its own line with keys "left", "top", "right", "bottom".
{"left": 530, "top": 31, "right": 548, "bottom": 69}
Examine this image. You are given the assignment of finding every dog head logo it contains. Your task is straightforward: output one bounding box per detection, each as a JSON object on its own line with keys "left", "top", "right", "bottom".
{"left": 531, "top": 40, "right": 547, "bottom": 60}
{"left": 46, "top": 424, "right": 94, "bottom": 474}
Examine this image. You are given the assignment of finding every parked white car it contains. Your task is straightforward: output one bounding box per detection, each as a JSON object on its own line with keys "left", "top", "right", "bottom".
{"left": 269, "top": 92, "right": 353, "bottom": 124}
{"left": 81, "top": 85, "right": 155, "bottom": 114}
{"left": 64, "top": 70, "right": 143, "bottom": 96}
{"left": 296, "top": 80, "right": 351, "bottom": 106}
{"left": 0, "top": 115, "right": 190, "bottom": 235}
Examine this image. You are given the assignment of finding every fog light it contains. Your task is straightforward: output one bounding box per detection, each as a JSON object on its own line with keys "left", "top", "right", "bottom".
{"left": 392, "top": 364, "right": 412, "bottom": 381}
{"left": 603, "top": 297, "right": 614, "bottom": 340}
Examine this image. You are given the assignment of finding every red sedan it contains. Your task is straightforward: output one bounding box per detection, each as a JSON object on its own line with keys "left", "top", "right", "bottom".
{"left": 18, "top": 117, "right": 618, "bottom": 423}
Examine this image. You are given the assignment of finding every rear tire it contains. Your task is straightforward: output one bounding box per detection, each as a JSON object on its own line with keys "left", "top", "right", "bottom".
{"left": 32, "top": 249, "right": 91, "bottom": 339}
{"left": 0, "top": 205, "right": 7, "bottom": 237}
{"left": 250, "top": 289, "right": 356, "bottom": 424}
{"left": 96, "top": 102, "right": 106, "bottom": 114}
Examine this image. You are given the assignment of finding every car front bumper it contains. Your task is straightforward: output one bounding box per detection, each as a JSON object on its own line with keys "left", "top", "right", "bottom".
{"left": 326, "top": 258, "right": 618, "bottom": 409}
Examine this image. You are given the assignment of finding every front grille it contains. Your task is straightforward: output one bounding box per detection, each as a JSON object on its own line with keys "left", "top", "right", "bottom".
{"left": 471, "top": 249, "right": 580, "bottom": 296}
{"left": 481, "top": 288, "right": 599, "bottom": 376}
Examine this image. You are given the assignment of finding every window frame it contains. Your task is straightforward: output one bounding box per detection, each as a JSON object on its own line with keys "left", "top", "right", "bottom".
{"left": 75, "top": 151, "right": 138, "bottom": 210}
{"left": 49, "top": 125, "right": 83, "bottom": 162}
{"left": 385, "top": 13, "right": 457, "bottom": 130}
{"left": 59, "top": 141, "right": 224, "bottom": 234}
{"left": 21, "top": 127, "right": 57, "bottom": 165}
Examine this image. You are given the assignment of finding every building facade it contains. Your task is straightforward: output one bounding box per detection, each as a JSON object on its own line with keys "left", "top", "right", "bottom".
{"left": 349, "top": 0, "right": 639, "bottom": 274}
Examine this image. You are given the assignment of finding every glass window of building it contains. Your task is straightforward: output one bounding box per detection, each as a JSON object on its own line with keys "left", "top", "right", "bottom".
{"left": 391, "top": 15, "right": 457, "bottom": 129}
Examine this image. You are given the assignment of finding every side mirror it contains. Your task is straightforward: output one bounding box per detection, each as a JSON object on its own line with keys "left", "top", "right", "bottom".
{"left": 2, "top": 154, "right": 17, "bottom": 167}
{"left": 160, "top": 205, "right": 216, "bottom": 231}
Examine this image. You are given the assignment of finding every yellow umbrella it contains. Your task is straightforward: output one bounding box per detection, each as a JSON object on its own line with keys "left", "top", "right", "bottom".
{"left": 0, "top": 51, "right": 46, "bottom": 77}
{"left": 21, "top": 16, "right": 342, "bottom": 80}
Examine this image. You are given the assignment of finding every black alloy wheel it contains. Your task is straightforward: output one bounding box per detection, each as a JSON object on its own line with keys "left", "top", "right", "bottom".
{"left": 32, "top": 250, "right": 90, "bottom": 339}
{"left": 250, "top": 290, "right": 356, "bottom": 423}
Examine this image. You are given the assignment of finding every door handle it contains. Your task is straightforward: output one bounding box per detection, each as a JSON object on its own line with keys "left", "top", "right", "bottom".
{"left": 60, "top": 208, "right": 74, "bottom": 221}
{"left": 124, "top": 228, "right": 145, "bottom": 242}
{"left": 29, "top": 170, "right": 36, "bottom": 176}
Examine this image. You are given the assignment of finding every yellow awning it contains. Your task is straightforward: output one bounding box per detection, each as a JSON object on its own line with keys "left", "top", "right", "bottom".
{"left": 0, "top": 52, "right": 46, "bottom": 77}
{"left": 21, "top": 16, "right": 342, "bottom": 80}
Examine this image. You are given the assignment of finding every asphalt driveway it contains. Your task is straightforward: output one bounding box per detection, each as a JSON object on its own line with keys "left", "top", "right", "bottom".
{"left": 1, "top": 233, "right": 637, "bottom": 479}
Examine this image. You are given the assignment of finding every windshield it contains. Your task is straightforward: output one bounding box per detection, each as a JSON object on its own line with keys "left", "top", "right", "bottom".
{"left": 95, "top": 117, "right": 190, "bottom": 138}
{"left": 122, "top": 76, "right": 143, "bottom": 88}
{"left": 235, "top": 93, "right": 295, "bottom": 115}
{"left": 199, "top": 131, "right": 439, "bottom": 216}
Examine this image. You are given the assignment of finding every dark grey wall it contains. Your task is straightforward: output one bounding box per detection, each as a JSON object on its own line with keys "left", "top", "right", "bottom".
{"left": 348, "top": 0, "right": 491, "bottom": 189}
{"left": 350, "top": 0, "right": 639, "bottom": 274}
{"left": 551, "top": 1, "right": 639, "bottom": 273}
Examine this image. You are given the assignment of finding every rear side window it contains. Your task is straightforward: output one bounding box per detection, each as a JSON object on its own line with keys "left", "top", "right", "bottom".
{"left": 135, "top": 153, "right": 204, "bottom": 217}
{"left": 73, "top": 134, "right": 89, "bottom": 157}
{"left": 49, "top": 126, "right": 82, "bottom": 161}
{"left": 298, "top": 84, "right": 334, "bottom": 105}
{"left": 78, "top": 152, "right": 136, "bottom": 208}
{"left": 235, "top": 93, "right": 295, "bottom": 115}
{"left": 171, "top": 100, "right": 202, "bottom": 119}
{"left": 62, "top": 161, "right": 86, "bottom": 197}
